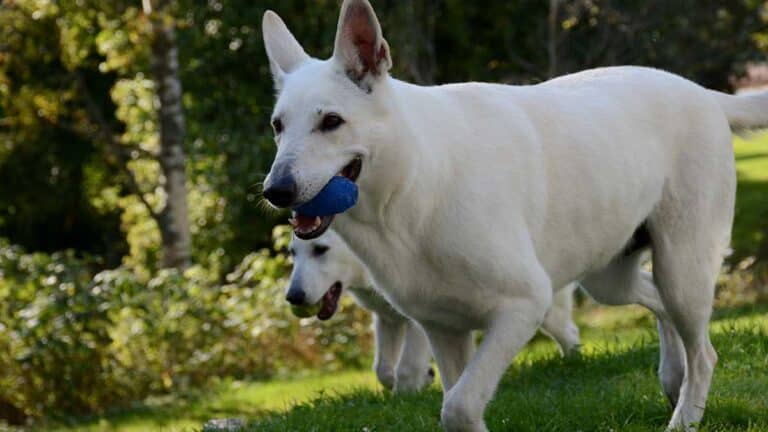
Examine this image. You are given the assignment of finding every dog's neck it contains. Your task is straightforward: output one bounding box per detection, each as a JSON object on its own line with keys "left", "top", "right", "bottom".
{"left": 344, "top": 79, "right": 437, "bottom": 219}
{"left": 334, "top": 77, "right": 449, "bottom": 276}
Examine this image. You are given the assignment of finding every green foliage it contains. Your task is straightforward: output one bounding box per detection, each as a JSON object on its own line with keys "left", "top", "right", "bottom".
{"left": 0, "top": 0, "right": 133, "bottom": 261}
{"left": 0, "top": 227, "right": 371, "bottom": 421}
{"left": 550, "top": 0, "right": 765, "bottom": 90}
{"left": 3, "top": 0, "right": 765, "bottom": 269}
{"left": 0, "top": 242, "right": 113, "bottom": 418}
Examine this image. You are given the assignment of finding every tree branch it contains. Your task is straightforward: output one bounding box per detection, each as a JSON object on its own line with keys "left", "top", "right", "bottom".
{"left": 72, "top": 73, "right": 162, "bottom": 222}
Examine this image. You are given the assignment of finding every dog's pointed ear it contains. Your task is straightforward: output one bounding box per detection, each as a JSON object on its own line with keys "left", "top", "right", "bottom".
{"left": 262, "top": 10, "right": 309, "bottom": 88}
{"left": 332, "top": 0, "right": 392, "bottom": 91}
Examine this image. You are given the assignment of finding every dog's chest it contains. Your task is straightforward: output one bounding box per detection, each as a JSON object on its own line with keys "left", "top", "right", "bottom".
{"left": 337, "top": 212, "right": 503, "bottom": 329}
{"left": 365, "top": 247, "right": 494, "bottom": 329}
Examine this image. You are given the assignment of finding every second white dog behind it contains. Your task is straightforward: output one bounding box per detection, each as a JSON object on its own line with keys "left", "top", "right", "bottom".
{"left": 286, "top": 229, "right": 581, "bottom": 392}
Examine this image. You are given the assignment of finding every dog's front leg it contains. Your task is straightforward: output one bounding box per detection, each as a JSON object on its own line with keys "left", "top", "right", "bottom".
{"left": 441, "top": 281, "right": 551, "bottom": 431}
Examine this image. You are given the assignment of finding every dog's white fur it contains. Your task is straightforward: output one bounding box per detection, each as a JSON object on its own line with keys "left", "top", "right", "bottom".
{"left": 288, "top": 230, "right": 581, "bottom": 392}
{"left": 262, "top": 1, "right": 768, "bottom": 430}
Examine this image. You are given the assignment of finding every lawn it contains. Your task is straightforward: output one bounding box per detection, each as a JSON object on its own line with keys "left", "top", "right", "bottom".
{"left": 240, "top": 304, "right": 768, "bottom": 432}
{"left": 732, "top": 133, "right": 768, "bottom": 262}
{"left": 43, "top": 371, "right": 380, "bottom": 432}
{"left": 43, "top": 134, "right": 768, "bottom": 431}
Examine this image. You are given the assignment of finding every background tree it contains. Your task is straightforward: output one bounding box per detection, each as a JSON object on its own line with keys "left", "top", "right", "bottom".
{"left": 144, "top": 0, "right": 192, "bottom": 269}
{"left": 381, "top": 0, "right": 442, "bottom": 84}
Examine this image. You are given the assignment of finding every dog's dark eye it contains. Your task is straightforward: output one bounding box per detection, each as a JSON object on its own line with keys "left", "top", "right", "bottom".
{"left": 313, "top": 245, "right": 329, "bottom": 256}
{"left": 319, "top": 114, "right": 344, "bottom": 132}
{"left": 272, "top": 118, "right": 284, "bottom": 134}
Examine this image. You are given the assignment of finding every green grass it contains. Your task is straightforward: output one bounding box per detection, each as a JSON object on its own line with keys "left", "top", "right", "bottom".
{"left": 732, "top": 133, "right": 768, "bottom": 262}
{"left": 241, "top": 304, "right": 768, "bottom": 432}
{"left": 43, "top": 371, "right": 380, "bottom": 432}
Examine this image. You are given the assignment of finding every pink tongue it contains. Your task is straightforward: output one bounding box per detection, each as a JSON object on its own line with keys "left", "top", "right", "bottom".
{"left": 295, "top": 214, "right": 316, "bottom": 230}
{"left": 317, "top": 284, "right": 342, "bottom": 321}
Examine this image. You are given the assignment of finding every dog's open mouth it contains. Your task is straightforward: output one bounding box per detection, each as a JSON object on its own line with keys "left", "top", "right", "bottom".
{"left": 289, "top": 157, "right": 362, "bottom": 240}
{"left": 290, "top": 214, "right": 335, "bottom": 240}
{"left": 317, "top": 281, "right": 343, "bottom": 321}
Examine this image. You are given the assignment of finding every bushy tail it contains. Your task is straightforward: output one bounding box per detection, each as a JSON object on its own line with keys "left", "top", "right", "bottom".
{"left": 710, "top": 90, "right": 768, "bottom": 130}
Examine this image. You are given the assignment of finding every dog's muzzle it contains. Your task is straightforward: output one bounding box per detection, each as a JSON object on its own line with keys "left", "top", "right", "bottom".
{"left": 263, "top": 171, "right": 297, "bottom": 208}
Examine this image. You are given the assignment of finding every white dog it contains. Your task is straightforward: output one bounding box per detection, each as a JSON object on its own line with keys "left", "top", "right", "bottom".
{"left": 286, "top": 229, "right": 581, "bottom": 392}
{"left": 261, "top": 1, "right": 768, "bottom": 430}
{"left": 287, "top": 229, "right": 434, "bottom": 392}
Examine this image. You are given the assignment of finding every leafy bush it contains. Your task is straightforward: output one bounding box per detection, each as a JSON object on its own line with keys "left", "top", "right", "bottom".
{"left": 717, "top": 256, "right": 768, "bottom": 307}
{"left": 0, "top": 242, "right": 116, "bottom": 419}
{"left": 0, "top": 227, "right": 371, "bottom": 422}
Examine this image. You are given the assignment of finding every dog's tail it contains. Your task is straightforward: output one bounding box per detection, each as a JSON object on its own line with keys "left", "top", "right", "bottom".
{"left": 710, "top": 89, "right": 768, "bottom": 130}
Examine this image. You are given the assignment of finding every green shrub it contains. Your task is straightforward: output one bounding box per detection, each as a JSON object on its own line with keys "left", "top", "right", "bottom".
{"left": 0, "top": 227, "right": 372, "bottom": 422}
{"left": 0, "top": 242, "right": 116, "bottom": 419}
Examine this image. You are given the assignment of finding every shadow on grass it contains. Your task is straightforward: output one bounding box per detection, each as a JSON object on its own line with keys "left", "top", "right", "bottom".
{"left": 735, "top": 152, "right": 768, "bottom": 162}
{"left": 711, "top": 302, "right": 768, "bottom": 322}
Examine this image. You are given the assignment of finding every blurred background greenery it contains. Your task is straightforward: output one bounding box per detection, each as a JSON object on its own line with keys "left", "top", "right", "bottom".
{"left": 0, "top": 0, "right": 767, "bottom": 428}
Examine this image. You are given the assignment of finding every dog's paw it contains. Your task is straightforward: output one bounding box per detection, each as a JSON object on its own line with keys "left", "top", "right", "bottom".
{"left": 441, "top": 387, "right": 487, "bottom": 432}
{"left": 374, "top": 363, "right": 395, "bottom": 390}
{"left": 393, "top": 365, "right": 435, "bottom": 392}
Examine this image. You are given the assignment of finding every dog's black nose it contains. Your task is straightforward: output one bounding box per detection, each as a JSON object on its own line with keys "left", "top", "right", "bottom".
{"left": 285, "top": 289, "right": 306, "bottom": 305}
{"left": 263, "top": 175, "right": 297, "bottom": 208}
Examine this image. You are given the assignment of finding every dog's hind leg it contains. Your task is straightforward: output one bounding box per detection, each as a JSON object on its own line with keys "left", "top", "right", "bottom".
{"left": 394, "top": 321, "right": 434, "bottom": 392}
{"left": 648, "top": 206, "right": 732, "bottom": 430}
{"left": 649, "top": 225, "right": 723, "bottom": 431}
{"left": 581, "top": 249, "right": 686, "bottom": 407}
{"left": 540, "top": 283, "right": 581, "bottom": 356}
{"left": 647, "top": 121, "right": 734, "bottom": 431}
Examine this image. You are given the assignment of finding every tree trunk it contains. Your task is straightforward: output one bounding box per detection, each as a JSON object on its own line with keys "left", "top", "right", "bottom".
{"left": 547, "top": 0, "right": 560, "bottom": 78}
{"left": 146, "top": 0, "right": 191, "bottom": 270}
{"left": 387, "top": 0, "right": 440, "bottom": 85}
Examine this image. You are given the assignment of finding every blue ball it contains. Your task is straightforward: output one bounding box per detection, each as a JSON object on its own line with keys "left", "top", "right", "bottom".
{"left": 293, "top": 176, "right": 358, "bottom": 216}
